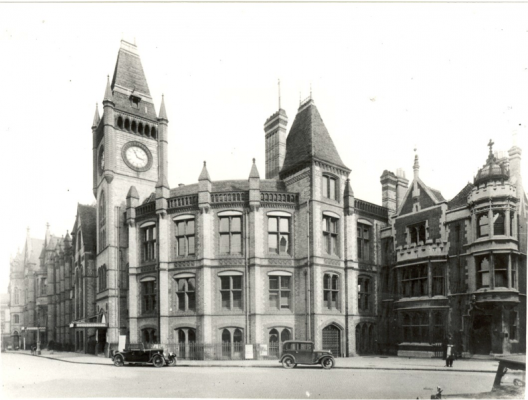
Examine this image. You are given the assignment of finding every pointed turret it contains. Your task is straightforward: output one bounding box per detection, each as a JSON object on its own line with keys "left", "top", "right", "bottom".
{"left": 249, "top": 158, "right": 260, "bottom": 179}
{"left": 156, "top": 94, "right": 169, "bottom": 189}
{"left": 103, "top": 75, "right": 114, "bottom": 104}
{"left": 158, "top": 94, "right": 168, "bottom": 122}
{"left": 344, "top": 178, "right": 355, "bottom": 215}
{"left": 64, "top": 230, "right": 72, "bottom": 248}
{"left": 92, "top": 103, "right": 100, "bottom": 129}
{"left": 198, "top": 162, "right": 212, "bottom": 214}
{"left": 45, "top": 223, "right": 51, "bottom": 247}
{"left": 199, "top": 161, "right": 211, "bottom": 182}
{"left": 249, "top": 158, "right": 261, "bottom": 211}
{"left": 280, "top": 98, "right": 349, "bottom": 179}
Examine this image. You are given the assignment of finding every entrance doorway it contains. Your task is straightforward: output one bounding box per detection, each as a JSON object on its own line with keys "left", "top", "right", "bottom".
{"left": 472, "top": 315, "right": 492, "bottom": 355}
{"left": 322, "top": 325, "right": 341, "bottom": 357}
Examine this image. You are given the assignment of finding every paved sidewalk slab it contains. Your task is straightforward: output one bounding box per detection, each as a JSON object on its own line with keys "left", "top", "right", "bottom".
{"left": 5, "top": 350, "right": 510, "bottom": 374}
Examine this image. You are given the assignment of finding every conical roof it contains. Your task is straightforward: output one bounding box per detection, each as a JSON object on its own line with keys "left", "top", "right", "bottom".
{"left": 280, "top": 100, "right": 349, "bottom": 177}
{"left": 249, "top": 158, "right": 260, "bottom": 179}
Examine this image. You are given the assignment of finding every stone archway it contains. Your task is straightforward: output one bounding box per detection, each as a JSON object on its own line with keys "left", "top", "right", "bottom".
{"left": 322, "top": 324, "right": 341, "bottom": 357}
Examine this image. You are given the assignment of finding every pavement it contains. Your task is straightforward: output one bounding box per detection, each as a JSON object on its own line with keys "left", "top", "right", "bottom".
{"left": 4, "top": 349, "right": 520, "bottom": 373}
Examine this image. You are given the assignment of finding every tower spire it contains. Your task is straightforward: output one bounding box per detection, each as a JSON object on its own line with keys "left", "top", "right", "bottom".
{"left": 103, "top": 75, "right": 113, "bottom": 103}
{"left": 158, "top": 94, "right": 168, "bottom": 121}
{"left": 92, "top": 103, "right": 100, "bottom": 129}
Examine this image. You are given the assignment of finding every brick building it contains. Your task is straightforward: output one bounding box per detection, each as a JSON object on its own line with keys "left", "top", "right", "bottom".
{"left": 8, "top": 40, "right": 526, "bottom": 358}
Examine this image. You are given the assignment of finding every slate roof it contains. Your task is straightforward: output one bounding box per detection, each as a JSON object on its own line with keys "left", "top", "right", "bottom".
{"left": 25, "top": 238, "right": 44, "bottom": 265}
{"left": 448, "top": 183, "right": 474, "bottom": 210}
{"left": 110, "top": 41, "right": 157, "bottom": 119}
{"left": 72, "top": 204, "right": 97, "bottom": 253}
{"left": 428, "top": 186, "right": 446, "bottom": 202}
{"left": 168, "top": 179, "right": 288, "bottom": 198}
{"left": 280, "top": 100, "right": 349, "bottom": 177}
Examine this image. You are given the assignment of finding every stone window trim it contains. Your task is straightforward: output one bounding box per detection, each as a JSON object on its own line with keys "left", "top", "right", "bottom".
{"left": 267, "top": 211, "right": 292, "bottom": 256}
{"left": 323, "top": 271, "right": 341, "bottom": 311}
{"left": 218, "top": 211, "right": 244, "bottom": 256}
{"left": 406, "top": 220, "right": 428, "bottom": 246}
{"left": 322, "top": 211, "right": 340, "bottom": 257}
{"left": 173, "top": 215, "right": 196, "bottom": 258}
{"left": 173, "top": 273, "right": 196, "bottom": 313}
{"left": 140, "top": 276, "right": 157, "bottom": 315}
{"left": 358, "top": 275, "right": 373, "bottom": 313}
{"left": 98, "top": 264, "right": 108, "bottom": 293}
{"left": 357, "top": 219, "right": 372, "bottom": 262}
{"left": 218, "top": 271, "right": 244, "bottom": 312}
{"left": 267, "top": 271, "right": 293, "bottom": 312}
{"left": 140, "top": 221, "right": 157, "bottom": 264}
{"left": 474, "top": 207, "right": 516, "bottom": 240}
{"left": 322, "top": 173, "right": 339, "bottom": 202}
{"left": 476, "top": 252, "right": 516, "bottom": 291}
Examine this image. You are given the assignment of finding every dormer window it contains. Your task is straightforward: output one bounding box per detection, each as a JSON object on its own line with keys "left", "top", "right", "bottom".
{"left": 130, "top": 95, "right": 141, "bottom": 109}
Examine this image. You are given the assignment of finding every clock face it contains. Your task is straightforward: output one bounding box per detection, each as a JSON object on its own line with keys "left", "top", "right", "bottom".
{"left": 125, "top": 146, "right": 149, "bottom": 169}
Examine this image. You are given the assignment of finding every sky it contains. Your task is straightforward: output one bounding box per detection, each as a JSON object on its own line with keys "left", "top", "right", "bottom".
{"left": 1, "top": 3, "right": 527, "bottom": 293}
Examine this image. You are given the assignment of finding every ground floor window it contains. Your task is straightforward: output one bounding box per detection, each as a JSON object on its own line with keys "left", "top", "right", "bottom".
{"left": 402, "top": 312, "right": 428, "bottom": 343}
{"left": 355, "top": 323, "right": 376, "bottom": 355}
{"left": 269, "top": 328, "right": 291, "bottom": 357}
{"left": 175, "top": 328, "right": 197, "bottom": 359}
{"left": 142, "top": 328, "right": 158, "bottom": 345}
{"left": 221, "top": 328, "right": 244, "bottom": 359}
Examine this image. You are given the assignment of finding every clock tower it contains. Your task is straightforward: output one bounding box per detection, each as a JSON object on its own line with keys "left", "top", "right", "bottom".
{"left": 91, "top": 40, "right": 168, "bottom": 351}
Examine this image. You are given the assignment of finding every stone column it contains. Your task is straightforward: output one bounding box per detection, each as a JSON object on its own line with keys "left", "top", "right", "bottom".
{"left": 507, "top": 253, "right": 512, "bottom": 289}
{"left": 490, "top": 252, "right": 495, "bottom": 290}
{"left": 488, "top": 209, "right": 494, "bottom": 238}
{"left": 505, "top": 209, "right": 511, "bottom": 237}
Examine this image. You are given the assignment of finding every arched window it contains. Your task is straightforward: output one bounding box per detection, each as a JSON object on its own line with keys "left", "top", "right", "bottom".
{"left": 141, "top": 328, "right": 157, "bottom": 345}
{"left": 222, "top": 329, "right": 231, "bottom": 343}
{"left": 124, "top": 118, "right": 130, "bottom": 131}
{"left": 233, "top": 329, "right": 243, "bottom": 343}
{"left": 144, "top": 125, "right": 150, "bottom": 137}
{"left": 99, "top": 192, "right": 106, "bottom": 251}
{"left": 151, "top": 127, "right": 157, "bottom": 139}
{"left": 281, "top": 329, "right": 290, "bottom": 342}
{"left": 117, "top": 116, "right": 123, "bottom": 129}
{"left": 358, "top": 276, "right": 372, "bottom": 312}
{"left": 98, "top": 265, "right": 107, "bottom": 291}
{"left": 478, "top": 214, "right": 489, "bottom": 238}
{"left": 138, "top": 123, "right": 143, "bottom": 135}
{"left": 493, "top": 212, "right": 505, "bottom": 236}
{"left": 131, "top": 120, "right": 137, "bottom": 133}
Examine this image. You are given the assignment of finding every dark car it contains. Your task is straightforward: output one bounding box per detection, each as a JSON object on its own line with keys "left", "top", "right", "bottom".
{"left": 442, "top": 355, "right": 525, "bottom": 399}
{"left": 279, "top": 340, "right": 335, "bottom": 369}
{"left": 112, "top": 344, "right": 177, "bottom": 368}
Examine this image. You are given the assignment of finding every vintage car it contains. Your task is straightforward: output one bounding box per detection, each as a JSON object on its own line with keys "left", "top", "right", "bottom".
{"left": 112, "top": 344, "right": 177, "bottom": 367}
{"left": 442, "top": 355, "right": 525, "bottom": 399}
{"left": 279, "top": 340, "right": 335, "bottom": 369}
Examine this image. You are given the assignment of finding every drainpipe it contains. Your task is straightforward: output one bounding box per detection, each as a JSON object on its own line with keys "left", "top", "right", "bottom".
{"left": 245, "top": 210, "right": 250, "bottom": 343}
{"left": 306, "top": 203, "right": 311, "bottom": 340}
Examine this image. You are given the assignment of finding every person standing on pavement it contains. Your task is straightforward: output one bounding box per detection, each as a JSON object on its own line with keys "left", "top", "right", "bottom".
{"left": 445, "top": 334, "right": 454, "bottom": 367}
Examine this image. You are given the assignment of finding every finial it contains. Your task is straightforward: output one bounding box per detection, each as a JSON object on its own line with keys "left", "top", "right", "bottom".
{"left": 278, "top": 79, "right": 281, "bottom": 110}
{"left": 488, "top": 139, "right": 494, "bottom": 154}
{"left": 203, "top": 161, "right": 206, "bottom": 167}
{"left": 253, "top": 158, "right": 256, "bottom": 164}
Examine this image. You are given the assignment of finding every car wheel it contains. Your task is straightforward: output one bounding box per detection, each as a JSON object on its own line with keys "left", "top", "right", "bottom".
{"left": 152, "top": 354, "right": 164, "bottom": 368}
{"left": 167, "top": 356, "right": 177, "bottom": 367}
{"left": 113, "top": 354, "right": 124, "bottom": 367}
{"left": 321, "top": 357, "right": 334, "bottom": 369}
{"left": 282, "top": 357, "right": 295, "bottom": 369}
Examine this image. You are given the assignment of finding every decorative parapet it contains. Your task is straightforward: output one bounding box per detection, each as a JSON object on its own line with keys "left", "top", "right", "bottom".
{"left": 211, "top": 192, "right": 248, "bottom": 203}
{"left": 354, "top": 198, "right": 389, "bottom": 219}
{"left": 260, "top": 192, "right": 298, "bottom": 204}
{"left": 468, "top": 182, "right": 517, "bottom": 205}
{"left": 396, "top": 239, "right": 446, "bottom": 263}
{"left": 168, "top": 195, "right": 198, "bottom": 209}
{"left": 136, "top": 202, "right": 155, "bottom": 217}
